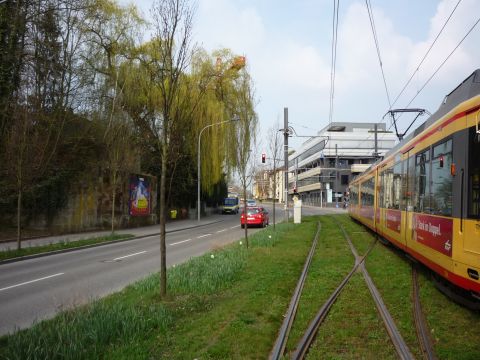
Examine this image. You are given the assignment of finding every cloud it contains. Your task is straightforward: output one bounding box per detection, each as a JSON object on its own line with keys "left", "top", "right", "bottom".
{"left": 195, "top": 0, "right": 266, "bottom": 54}
{"left": 132, "top": 0, "right": 480, "bottom": 146}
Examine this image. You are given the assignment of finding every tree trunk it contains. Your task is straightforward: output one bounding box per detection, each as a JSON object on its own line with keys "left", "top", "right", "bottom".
{"left": 243, "top": 184, "right": 248, "bottom": 248}
{"left": 272, "top": 169, "right": 276, "bottom": 230}
{"left": 159, "top": 143, "right": 168, "bottom": 297}
{"left": 17, "top": 188, "right": 22, "bottom": 250}
{"left": 111, "top": 175, "right": 116, "bottom": 234}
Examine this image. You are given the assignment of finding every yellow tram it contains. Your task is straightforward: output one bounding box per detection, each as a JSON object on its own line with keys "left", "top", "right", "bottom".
{"left": 349, "top": 70, "right": 480, "bottom": 299}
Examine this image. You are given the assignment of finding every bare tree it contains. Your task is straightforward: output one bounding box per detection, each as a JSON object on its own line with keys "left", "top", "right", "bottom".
{"left": 234, "top": 72, "right": 258, "bottom": 248}
{"left": 151, "top": 0, "right": 195, "bottom": 297}
{"left": 267, "top": 120, "right": 282, "bottom": 229}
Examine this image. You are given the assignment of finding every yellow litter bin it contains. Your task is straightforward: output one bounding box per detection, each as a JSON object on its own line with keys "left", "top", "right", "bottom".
{"left": 170, "top": 209, "right": 177, "bottom": 219}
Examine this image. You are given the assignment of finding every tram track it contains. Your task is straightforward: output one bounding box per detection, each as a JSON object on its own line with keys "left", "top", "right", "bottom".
{"left": 341, "top": 216, "right": 437, "bottom": 360}
{"left": 270, "top": 217, "right": 376, "bottom": 360}
{"left": 269, "top": 222, "right": 322, "bottom": 360}
{"left": 412, "top": 266, "right": 438, "bottom": 360}
{"left": 271, "top": 215, "right": 420, "bottom": 359}
{"left": 334, "top": 217, "right": 414, "bottom": 360}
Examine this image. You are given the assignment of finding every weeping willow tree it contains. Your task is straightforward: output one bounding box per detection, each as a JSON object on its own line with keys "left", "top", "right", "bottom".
{"left": 191, "top": 49, "right": 248, "bottom": 199}
{"left": 118, "top": 0, "right": 251, "bottom": 296}
{"left": 82, "top": 0, "right": 144, "bottom": 234}
{"left": 224, "top": 68, "right": 258, "bottom": 247}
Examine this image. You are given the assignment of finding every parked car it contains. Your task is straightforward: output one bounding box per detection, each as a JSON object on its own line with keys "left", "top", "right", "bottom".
{"left": 240, "top": 206, "right": 269, "bottom": 228}
{"left": 246, "top": 199, "right": 256, "bottom": 207}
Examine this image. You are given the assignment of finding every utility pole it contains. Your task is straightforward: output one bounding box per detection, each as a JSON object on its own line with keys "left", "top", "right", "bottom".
{"left": 284, "top": 107, "right": 289, "bottom": 223}
{"left": 335, "top": 143, "right": 338, "bottom": 206}
{"left": 374, "top": 123, "right": 378, "bottom": 160}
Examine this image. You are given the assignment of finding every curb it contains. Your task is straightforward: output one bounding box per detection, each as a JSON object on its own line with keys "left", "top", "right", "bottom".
{"left": 0, "top": 219, "right": 223, "bottom": 266}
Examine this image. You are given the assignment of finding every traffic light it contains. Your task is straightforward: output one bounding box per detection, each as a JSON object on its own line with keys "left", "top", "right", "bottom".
{"left": 262, "top": 153, "right": 266, "bottom": 163}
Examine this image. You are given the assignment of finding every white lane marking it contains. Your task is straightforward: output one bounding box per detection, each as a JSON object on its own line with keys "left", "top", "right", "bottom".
{"left": 113, "top": 251, "right": 147, "bottom": 261}
{"left": 197, "top": 234, "right": 212, "bottom": 239}
{"left": 216, "top": 229, "right": 227, "bottom": 233}
{"left": 230, "top": 225, "right": 239, "bottom": 229}
{"left": 170, "top": 239, "right": 192, "bottom": 246}
{"left": 0, "top": 273, "right": 64, "bottom": 292}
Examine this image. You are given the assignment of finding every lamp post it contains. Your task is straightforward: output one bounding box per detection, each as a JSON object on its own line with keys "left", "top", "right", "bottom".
{"left": 197, "top": 117, "right": 239, "bottom": 221}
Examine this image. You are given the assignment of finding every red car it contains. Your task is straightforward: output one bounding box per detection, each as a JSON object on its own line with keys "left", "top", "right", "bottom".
{"left": 240, "top": 206, "right": 269, "bottom": 228}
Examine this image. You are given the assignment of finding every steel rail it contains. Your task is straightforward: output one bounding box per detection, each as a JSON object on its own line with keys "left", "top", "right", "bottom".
{"left": 412, "top": 266, "right": 438, "bottom": 360}
{"left": 269, "top": 222, "right": 322, "bottom": 360}
{"left": 336, "top": 218, "right": 415, "bottom": 360}
{"left": 291, "top": 218, "right": 377, "bottom": 360}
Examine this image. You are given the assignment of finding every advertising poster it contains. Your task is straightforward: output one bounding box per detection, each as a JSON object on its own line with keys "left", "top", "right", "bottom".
{"left": 129, "top": 175, "right": 151, "bottom": 216}
{"left": 413, "top": 214, "right": 453, "bottom": 257}
{"left": 360, "top": 206, "right": 374, "bottom": 220}
{"left": 386, "top": 209, "right": 401, "bottom": 233}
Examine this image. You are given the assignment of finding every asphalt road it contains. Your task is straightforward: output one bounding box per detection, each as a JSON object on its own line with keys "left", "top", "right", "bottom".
{"left": 0, "top": 204, "right": 345, "bottom": 335}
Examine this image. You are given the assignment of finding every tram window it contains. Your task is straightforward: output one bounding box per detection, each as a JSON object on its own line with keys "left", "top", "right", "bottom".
{"left": 404, "top": 155, "right": 415, "bottom": 211}
{"left": 350, "top": 186, "right": 357, "bottom": 205}
{"left": 383, "top": 168, "right": 393, "bottom": 208}
{"left": 360, "top": 177, "right": 374, "bottom": 206}
{"left": 431, "top": 139, "right": 453, "bottom": 216}
{"left": 468, "top": 127, "right": 480, "bottom": 218}
{"left": 402, "top": 157, "right": 415, "bottom": 211}
{"left": 393, "top": 163, "right": 402, "bottom": 209}
{"left": 415, "top": 150, "right": 430, "bottom": 213}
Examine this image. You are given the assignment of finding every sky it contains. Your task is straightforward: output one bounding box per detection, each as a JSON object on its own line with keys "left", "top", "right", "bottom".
{"left": 129, "top": 0, "right": 480, "bottom": 151}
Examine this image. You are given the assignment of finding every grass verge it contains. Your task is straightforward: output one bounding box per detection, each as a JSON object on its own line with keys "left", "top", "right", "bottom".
{"left": 310, "top": 273, "right": 396, "bottom": 359}
{"left": 0, "top": 233, "right": 133, "bottom": 261}
{"left": 1, "top": 215, "right": 478, "bottom": 359}
{"left": 419, "top": 269, "right": 480, "bottom": 359}
{"left": 285, "top": 216, "right": 354, "bottom": 353}
{"left": 0, "top": 219, "right": 317, "bottom": 359}
{"left": 337, "top": 214, "right": 480, "bottom": 360}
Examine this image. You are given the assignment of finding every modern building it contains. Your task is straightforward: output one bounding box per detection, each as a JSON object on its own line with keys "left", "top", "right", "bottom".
{"left": 287, "top": 122, "right": 397, "bottom": 206}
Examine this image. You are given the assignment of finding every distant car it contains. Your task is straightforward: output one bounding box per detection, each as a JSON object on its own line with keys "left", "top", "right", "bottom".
{"left": 240, "top": 206, "right": 269, "bottom": 228}
{"left": 246, "top": 199, "right": 256, "bottom": 207}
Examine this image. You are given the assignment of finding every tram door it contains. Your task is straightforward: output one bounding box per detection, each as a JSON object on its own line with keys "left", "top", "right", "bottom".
{"left": 403, "top": 151, "right": 414, "bottom": 245}
{"left": 465, "top": 126, "right": 480, "bottom": 253}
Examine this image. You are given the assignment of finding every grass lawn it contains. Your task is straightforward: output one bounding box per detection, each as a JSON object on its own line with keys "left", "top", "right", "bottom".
{"left": 0, "top": 233, "right": 134, "bottom": 261}
{"left": 1, "top": 215, "right": 478, "bottom": 359}
{"left": 285, "top": 216, "right": 354, "bottom": 354}
{"left": 0, "top": 220, "right": 317, "bottom": 359}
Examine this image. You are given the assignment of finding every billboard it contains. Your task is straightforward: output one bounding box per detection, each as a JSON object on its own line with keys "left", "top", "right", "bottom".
{"left": 413, "top": 214, "right": 453, "bottom": 257}
{"left": 129, "top": 175, "right": 151, "bottom": 216}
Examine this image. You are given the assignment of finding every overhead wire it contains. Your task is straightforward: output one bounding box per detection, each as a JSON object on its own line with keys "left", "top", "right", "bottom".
{"left": 390, "top": 0, "right": 463, "bottom": 109}
{"left": 361, "top": 10, "right": 479, "bottom": 154}
{"left": 353, "top": 1, "right": 478, "bottom": 155}
{"left": 401, "top": 13, "right": 480, "bottom": 110}
{"left": 328, "top": 0, "right": 340, "bottom": 126}
{"left": 344, "top": 0, "right": 394, "bottom": 157}
{"left": 365, "top": 0, "right": 392, "bottom": 109}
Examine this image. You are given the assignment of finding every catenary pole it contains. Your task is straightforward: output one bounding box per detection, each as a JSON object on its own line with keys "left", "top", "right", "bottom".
{"left": 284, "top": 107, "right": 289, "bottom": 223}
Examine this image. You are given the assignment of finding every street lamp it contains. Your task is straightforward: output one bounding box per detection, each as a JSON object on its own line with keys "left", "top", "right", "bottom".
{"left": 197, "top": 117, "right": 239, "bottom": 221}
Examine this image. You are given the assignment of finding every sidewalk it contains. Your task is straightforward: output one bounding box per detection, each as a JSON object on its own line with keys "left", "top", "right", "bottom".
{"left": 0, "top": 215, "right": 224, "bottom": 252}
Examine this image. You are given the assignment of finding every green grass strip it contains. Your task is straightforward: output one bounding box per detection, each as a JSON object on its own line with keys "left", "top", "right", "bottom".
{"left": 0, "top": 219, "right": 317, "bottom": 359}
{"left": 285, "top": 216, "right": 354, "bottom": 353}
{"left": 418, "top": 269, "right": 480, "bottom": 359}
{"left": 0, "top": 233, "right": 133, "bottom": 261}
{"left": 2, "top": 215, "right": 479, "bottom": 359}
{"left": 310, "top": 273, "right": 397, "bottom": 359}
